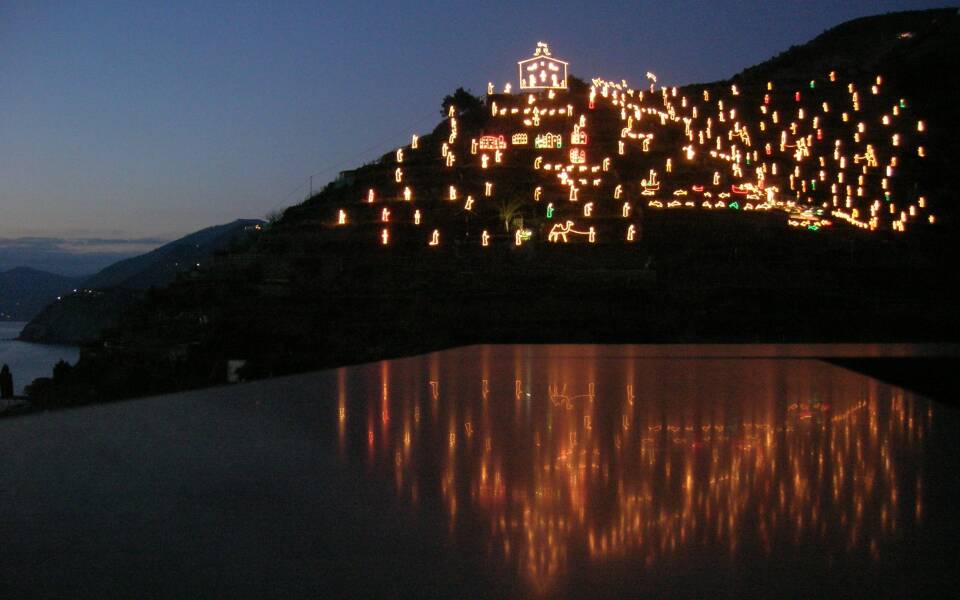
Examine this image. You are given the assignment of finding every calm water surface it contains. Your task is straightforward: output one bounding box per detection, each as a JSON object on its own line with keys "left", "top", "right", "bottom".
{"left": 332, "top": 346, "right": 958, "bottom": 597}
{"left": 0, "top": 344, "right": 957, "bottom": 597}
{"left": 0, "top": 321, "right": 79, "bottom": 395}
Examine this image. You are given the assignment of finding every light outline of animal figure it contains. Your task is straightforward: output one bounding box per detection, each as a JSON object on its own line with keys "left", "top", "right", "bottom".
{"left": 548, "top": 220, "right": 596, "bottom": 243}
{"left": 547, "top": 383, "right": 595, "bottom": 409}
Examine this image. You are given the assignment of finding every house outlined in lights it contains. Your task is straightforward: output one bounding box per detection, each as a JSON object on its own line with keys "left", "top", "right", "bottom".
{"left": 518, "top": 42, "right": 568, "bottom": 90}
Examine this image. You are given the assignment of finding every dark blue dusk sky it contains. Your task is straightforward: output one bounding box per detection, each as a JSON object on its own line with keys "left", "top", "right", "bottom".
{"left": 0, "top": 1, "right": 948, "bottom": 243}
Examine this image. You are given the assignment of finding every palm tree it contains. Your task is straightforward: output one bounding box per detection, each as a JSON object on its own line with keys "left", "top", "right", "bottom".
{"left": 496, "top": 196, "right": 526, "bottom": 233}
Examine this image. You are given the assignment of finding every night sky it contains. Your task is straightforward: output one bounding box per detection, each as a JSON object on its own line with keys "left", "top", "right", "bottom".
{"left": 0, "top": 0, "right": 947, "bottom": 246}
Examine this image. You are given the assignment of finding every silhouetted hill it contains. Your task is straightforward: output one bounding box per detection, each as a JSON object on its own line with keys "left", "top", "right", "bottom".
{"left": 0, "top": 267, "right": 82, "bottom": 322}
{"left": 734, "top": 8, "right": 960, "bottom": 210}
{"left": 81, "top": 219, "right": 265, "bottom": 290}
{"left": 19, "top": 220, "right": 264, "bottom": 344}
{"left": 20, "top": 10, "right": 960, "bottom": 410}
{"left": 735, "top": 8, "right": 958, "bottom": 83}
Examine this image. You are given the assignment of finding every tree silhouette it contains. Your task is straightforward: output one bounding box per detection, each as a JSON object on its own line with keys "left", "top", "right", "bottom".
{"left": 441, "top": 87, "right": 483, "bottom": 117}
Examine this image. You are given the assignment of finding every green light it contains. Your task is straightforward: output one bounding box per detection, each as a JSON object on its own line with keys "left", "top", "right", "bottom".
{"left": 809, "top": 80, "right": 815, "bottom": 89}
{"left": 546, "top": 205, "right": 554, "bottom": 219}
{"left": 729, "top": 201, "right": 740, "bottom": 210}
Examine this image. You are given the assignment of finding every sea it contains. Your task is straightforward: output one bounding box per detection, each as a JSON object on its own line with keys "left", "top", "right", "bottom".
{"left": 0, "top": 321, "right": 80, "bottom": 396}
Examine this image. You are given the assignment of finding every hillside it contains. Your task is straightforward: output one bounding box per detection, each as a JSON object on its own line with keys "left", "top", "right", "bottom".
{"left": 19, "top": 219, "right": 264, "bottom": 344}
{"left": 80, "top": 219, "right": 265, "bottom": 290}
{"left": 23, "top": 9, "right": 960, "bottom": 408}
{"left": 0, "top": 267, "right": 82, "bottom": 322}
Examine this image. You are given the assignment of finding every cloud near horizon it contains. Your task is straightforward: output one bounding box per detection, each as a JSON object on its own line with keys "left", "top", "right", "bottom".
{"left": 1, "top": 236, "right": 171, "bottom": 254}
{"left": 0, "top": 236, "right": 170, "bottom": 277}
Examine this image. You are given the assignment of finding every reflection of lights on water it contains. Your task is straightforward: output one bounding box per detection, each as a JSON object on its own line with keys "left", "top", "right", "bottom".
{"left": 339, "top": 354, "right": 931, "bottom": 593}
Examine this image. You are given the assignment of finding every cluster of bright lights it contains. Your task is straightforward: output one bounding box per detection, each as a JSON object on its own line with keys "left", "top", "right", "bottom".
{"left": 328, "top": 43, "right": 934, "bottom": 248}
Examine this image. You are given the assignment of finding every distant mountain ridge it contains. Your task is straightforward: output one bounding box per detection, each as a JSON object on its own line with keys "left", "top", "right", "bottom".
{"left": 0, "top": 267, "right": 82, "bottom": 322}
{"left": 80, "top": 219, "right": 265, "bottom": 290}
{"left": 18, "top": 219, "right": 264, "bottom": 343}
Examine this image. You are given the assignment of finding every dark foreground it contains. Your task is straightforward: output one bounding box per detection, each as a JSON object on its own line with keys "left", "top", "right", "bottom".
{"left": 2, "top": 345, "right": 958, "bottom": 598}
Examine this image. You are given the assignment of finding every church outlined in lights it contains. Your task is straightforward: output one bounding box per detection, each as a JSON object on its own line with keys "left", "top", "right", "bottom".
{"left": 518, "top": 42, "right": 569, "bottom": 90}
{"left": 327, "top": 40, "right": 935, "bottom": 248}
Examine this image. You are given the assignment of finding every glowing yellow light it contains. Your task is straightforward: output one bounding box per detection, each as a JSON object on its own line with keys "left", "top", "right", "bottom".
{"left": 337, "top": 209, "right": 347, "bottom": 225}
{"left": 414, "top": 209, "right": 421, "bottom": 225}
{"left": 518, "top": 42, "right": 569, "bottom": 90}
{"left": 429, "top": 229, "right": 440, "bottom": 246}
{"left": 535, "top": 133, "right": 563, "bottom": 149}
{"left": 572, "top": 124, "right": 588, "bottom": 145}
{"left": 485, "top": 182, "right": 493, "bottom": 196}
{"left": 411, "top": 135, "right": 418, "bottom": 149}
{"left": 584, "top": 202, "right": 594, "bottom": 217}
{"left": 381, "top": 207, "right": 390, "bottom": 222}
{"left": 479, "top": 135, "right": 506, "bottom": 151}
{"left": 403, "top": 187, "right": 412, "bottom": 201}
{"left": 381, "top": 228, "right": 389, "bottom": 245}
{"left": 547, "top": 220, "right": 595, "bottom": 243}
{"left": 481, "top": 230, "right": 490, "bottom": 246}
{"left": 367, "top": 189, "right": 375, "bottom": 203}
{"left": 395, "top": 168, "right": 403, "bottom": 183}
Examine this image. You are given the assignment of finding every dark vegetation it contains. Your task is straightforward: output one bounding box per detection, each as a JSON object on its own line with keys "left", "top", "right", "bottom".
{"left": 18, "top": 9, "right": 960, "bottom": 412}
{"left": 0, "top": 267, "right": 80, "bottom": 322}
{"left": 18, "top": 219, "right": 264, "bottom": 344}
